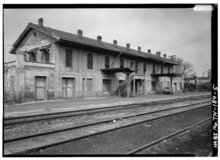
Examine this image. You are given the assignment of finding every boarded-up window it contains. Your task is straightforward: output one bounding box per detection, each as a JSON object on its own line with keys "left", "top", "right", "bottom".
{"left": 66, "top": 49, "right": 72, "bottom": 67}
{"left": 87, "top": 53, "right": 93, "bottom": 69}
{"left": 120, "top": 59, "right": 124, "bottom": 68}
{"left": 105, "top": 56, "right": 110, "bottom": 69}
{"left": 87, "top": 78, "right": 93, "bottom": 91}
{"left": 10, "top": 76, "right": 15, "bottom": 92}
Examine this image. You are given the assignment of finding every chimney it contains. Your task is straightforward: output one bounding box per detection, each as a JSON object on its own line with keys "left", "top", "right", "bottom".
{"left": 77, "top": 29, "right": 83, "bottom": 38}
{"left": 148, "top": 49, "right": 151, "bottom": 54}
{"left": 156, "top": 51, "right": 161, "bottom": 57}
{"left": 126, "top": 43, "right": 130, "bottom": 50}
{"left": 113, "top": 40, "right": 117, "bottom": 48}
{"left": 38, "top": 18, "right": 43, "bottom": 27}
{"left": 163, "top": 54, "right": 166, "bottom": 59}
{"left": 97, "top": 36, "right": 102, "bottom": 43}
{"left": 138, "top": 46, "right": 141, "bottom": 53}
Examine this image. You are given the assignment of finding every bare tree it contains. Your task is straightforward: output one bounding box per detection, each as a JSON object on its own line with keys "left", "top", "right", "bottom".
{"left": 176, "top": 58, "right": 194, "bottom": 78}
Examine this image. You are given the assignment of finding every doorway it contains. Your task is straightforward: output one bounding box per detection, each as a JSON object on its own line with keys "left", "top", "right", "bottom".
{"left": 35, "top": 76, "right": 46, "bottom": 100}
{"left": 62, "top": 78, "right": 75, "bottom": 98}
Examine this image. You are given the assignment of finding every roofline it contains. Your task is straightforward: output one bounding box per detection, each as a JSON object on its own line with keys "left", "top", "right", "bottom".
{"left": 59, "top": 38, "right": 179, "bottom": 65}
{"left": 10, "top": 22, "right": 179, "bottom": 66}
{"left": 10, "top": 23, "right": 60, "bottom": 54}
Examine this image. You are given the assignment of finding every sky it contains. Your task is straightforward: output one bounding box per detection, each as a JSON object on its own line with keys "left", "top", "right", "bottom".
{"left": 4, "top": 7, "right": 212, "bottom": 76}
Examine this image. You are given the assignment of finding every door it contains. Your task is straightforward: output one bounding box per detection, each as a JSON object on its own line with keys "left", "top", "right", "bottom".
{"left": 151, "top": 81, "right": 156, "bottom": 91}
{"left": 62, "top": 78, "right": 75, "bottom": 98}
{"left": 174, "top": 83, "right": 177, "bottom": 93}
{"left": 103, "top": 79, "right": 112, "bottom": 92}
{"left": 35, "top": 77, "right": 46, "bottom": 100}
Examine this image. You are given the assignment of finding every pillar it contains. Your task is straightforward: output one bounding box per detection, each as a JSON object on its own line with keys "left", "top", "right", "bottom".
{"left": 170, "top": 77, "right": 173, "bottom": 93}
{"left": 133, "top": 73, "right": 136, "bottom": 97}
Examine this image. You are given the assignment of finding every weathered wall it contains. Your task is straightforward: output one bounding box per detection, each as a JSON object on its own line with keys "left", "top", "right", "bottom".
{"left": 6, "top": 27, "right": 183, "bottom": 103}
{"left": 24, "top": 66, "right": 55, "bottom": 102}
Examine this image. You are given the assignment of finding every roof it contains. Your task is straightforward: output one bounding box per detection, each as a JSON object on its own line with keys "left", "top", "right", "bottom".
{"left": 184, "top": 77, "right": 210, "bottom": 81}
{"left": 151, "top": 73, "right": 181, "bottom": 77}
{"left": 197, "top": 77, "right": 210, "bottom": 80}
{"left": 10, "top": 22, "right": 179, "bottom": 65}
{"left": 101, "top": 67, "right": 134, "bottom": 74}
{"left": 184, "top": 77, "right": 195, "bottom": 81}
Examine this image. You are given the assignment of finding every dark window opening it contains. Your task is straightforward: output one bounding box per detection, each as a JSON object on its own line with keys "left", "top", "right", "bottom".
{"left": 161, "top": 66, "right": 163, "bottom": 74}
{"left": 29, "top": 52, "right": 37, "bottom": 62}
{"left": 105, "top": 56, "right": 110, "bottom": 69}
{"left": 120, "top": 59, "right": 124, "bottom": 68}
{"left": 41, "top": 49, "right": 50, "bottom": 64}
{"left": 143, "top": 63, "right": 146, "bottom": 74}
{"left": 135, "top": 61, "right": 138, "bottom": 73}
{"left": 153, "top": 64, "right": 155, "bottom": 74}
{"left": 168, "top": 67, "right": 170, "bottom": 74}
{"left": 87, "top": 53, "right": 93, "bottom": 69}
{"left": 66, "top": 49, "right": 72, "bottom": 67}
{"left": 130, "top": 62, "right": 134, "bottom": 69}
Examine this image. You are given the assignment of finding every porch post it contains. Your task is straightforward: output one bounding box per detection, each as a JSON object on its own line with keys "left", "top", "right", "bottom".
{"left": 133, "top": 73, "right": 136, "bottom": 97}
{"left": 126, "top": 72, "right": 130, "bottom": 98}
{"left": 170, "top": 76, "right": 173, "bottom": 93}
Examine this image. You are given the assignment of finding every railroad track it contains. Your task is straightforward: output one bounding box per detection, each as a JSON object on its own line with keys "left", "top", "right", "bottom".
{"left": 4, "top": 99, "right": 211, "bottom": 155}
{"left": 4, "top": 94, "right": 210, "bottom": 125}
{"left": 4, "top": 99, "right": 210, "bottom": 142}
{"left": 126, "top": 118, "right": 211, "bottom": 154}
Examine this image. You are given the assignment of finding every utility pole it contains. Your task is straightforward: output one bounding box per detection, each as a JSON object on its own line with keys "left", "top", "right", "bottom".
{"left": 195, "top": 76, "right": 197, "bottom": 92}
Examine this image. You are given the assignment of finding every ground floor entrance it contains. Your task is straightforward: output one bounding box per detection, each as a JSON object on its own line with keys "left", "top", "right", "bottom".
{"left": 35, "top": 76, "right": 46, "bottom": 100}
{"left": 103, "top": 79, "right": 112, "bottom": 96}
{"left": 131, "top": 79, "right": 145, "bottom": 96}
{"left": 62, "top": 78, "right": 75, "bottom": 98}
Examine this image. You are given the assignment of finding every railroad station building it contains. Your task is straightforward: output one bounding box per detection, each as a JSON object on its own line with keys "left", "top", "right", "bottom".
{"left": 4, "top": 18, "right": 183, "bottom": 102}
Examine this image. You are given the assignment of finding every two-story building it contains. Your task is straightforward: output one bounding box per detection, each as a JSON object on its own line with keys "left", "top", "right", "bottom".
{"left": 4, "top": 18, "right": 183, "bottom": 103}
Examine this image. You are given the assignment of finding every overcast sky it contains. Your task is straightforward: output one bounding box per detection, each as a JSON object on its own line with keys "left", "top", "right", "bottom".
{"left": 4, "top": 8, "right": 212, "bottom": 76}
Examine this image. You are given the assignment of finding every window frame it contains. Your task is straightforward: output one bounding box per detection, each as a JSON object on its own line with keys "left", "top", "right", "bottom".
{"left": 143, "top": 62, "right": 146, "bottom": 74}
{"left": 130, "top": 61, "right": 134, "bottom": 69}
{"left": 161, "top": 66, "right": 163, "bottom": 74}
{"left": 66, "top": 49, "right": 73, "bottom": 67}
{"left": 135, "top": 61, "right": 138, "bottom": 73}
{"left": 105, "top": 56, "right": 110, "bottom": 69}
{"left": 87, "top": 53, "right": 93, "bottom": 69}
{"left": 152, "top": 64, "right": 155, "bottom": 74}
{"left": 120, "top": 59, "right": 124, "bottom": 68}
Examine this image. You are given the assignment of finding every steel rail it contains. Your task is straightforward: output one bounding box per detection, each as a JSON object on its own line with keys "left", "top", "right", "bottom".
{"left": 4, "top": 102, "right": 210, "bottom": 155}
{"left": 4, "top": 100, "right": 210, "bottom": 143}
{"left": 125, "top": 118, "right": 211, "bottom": 154}
{"left": 4, "top": 95, "right": 210, "bottom": 125}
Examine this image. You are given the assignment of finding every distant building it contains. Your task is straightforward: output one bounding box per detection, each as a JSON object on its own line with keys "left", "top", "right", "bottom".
{"left": 4, "top": 18, "right": 183, "bottom": 103}
{"left": 184, "top": 76, "right": 210, "bottom": 84}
